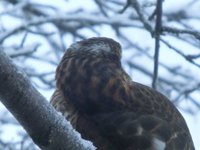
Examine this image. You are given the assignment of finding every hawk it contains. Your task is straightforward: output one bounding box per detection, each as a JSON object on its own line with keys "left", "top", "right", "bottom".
{"left": 50, "top": 37, "right": 195, "bottom": 150}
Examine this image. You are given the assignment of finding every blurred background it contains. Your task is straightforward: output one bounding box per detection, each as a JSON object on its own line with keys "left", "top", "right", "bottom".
{"left": 0, "top": 0, "right": 200, "bottom": 149}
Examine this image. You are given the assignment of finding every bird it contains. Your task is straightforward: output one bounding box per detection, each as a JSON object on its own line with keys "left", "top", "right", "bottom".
{"left": 50, "top": 37, "right": 195, "bottom": 150}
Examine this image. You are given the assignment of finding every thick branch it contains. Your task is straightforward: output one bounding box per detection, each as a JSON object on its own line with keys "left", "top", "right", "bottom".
{"left": 0, "top": 51, "right": 95, "bottom": 150}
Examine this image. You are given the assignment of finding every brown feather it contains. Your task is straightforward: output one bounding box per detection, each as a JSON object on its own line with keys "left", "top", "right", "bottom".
{"left": 50, "top": 37, "right": 195, "bottom": 150}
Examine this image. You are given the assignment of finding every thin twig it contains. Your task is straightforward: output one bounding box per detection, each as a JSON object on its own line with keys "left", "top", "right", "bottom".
{"left": 130, "top": 0, "right": 154, "bottom": 35}
{"left": 152, "top": 0, "right": 163, "bottom": 89}
{"left": 120, "top": 0, "right": 153, "bottom": 35}
{"left": 161, "top": 39, "right": 200, "bottom": 69}
{"left": 162, "top": 26, "right": 200, "bottom": 41}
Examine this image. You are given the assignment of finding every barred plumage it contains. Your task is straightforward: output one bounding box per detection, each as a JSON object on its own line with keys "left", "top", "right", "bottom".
{"left": 50, "top": 37, "right": 195, "bottom": 150}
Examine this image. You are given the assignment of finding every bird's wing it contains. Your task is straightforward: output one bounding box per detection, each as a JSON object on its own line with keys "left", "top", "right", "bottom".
{"left": 50, "top": 89, "right": 117, "bottom": 150}
{"left": 90, "top": 111, "right": 194, "bottom": 150}
{"left": 50, "top": 88, "right": 79, "bottom": 127}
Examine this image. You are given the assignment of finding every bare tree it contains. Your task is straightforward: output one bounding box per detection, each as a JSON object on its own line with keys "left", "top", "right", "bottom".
{"left": 0, "top": 0, "right": 199, "bottom": 149}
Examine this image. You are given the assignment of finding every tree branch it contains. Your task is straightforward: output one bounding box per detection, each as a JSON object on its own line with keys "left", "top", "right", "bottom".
{"left": 152, "top": 0, "right": 163, "bottom": 89}
{"left": 162, "top": 26, "right": 200, "bottom": 41}
{"left": 128, "top": 0, "right": 154, "bottom": 35}
{"left": 0, "top": 50, "right": 95, "bottom": 150}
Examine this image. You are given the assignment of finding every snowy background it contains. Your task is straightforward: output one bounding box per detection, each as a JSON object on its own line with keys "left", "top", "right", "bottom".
{"left": 0, "top": 0, "right": 200, "bottom": 149}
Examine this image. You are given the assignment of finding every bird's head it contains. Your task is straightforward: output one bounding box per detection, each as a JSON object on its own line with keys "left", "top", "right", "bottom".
{"left": 67, "top": 37, "right": 122, "bottom": 60}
